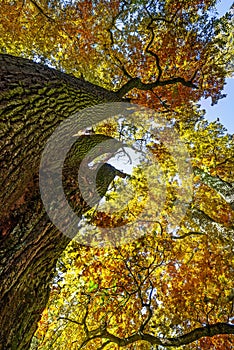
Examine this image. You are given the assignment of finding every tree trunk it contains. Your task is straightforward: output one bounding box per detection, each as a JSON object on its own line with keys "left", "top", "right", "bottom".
{"left": 0, "top": 54, "right": 122, "bottom": 349}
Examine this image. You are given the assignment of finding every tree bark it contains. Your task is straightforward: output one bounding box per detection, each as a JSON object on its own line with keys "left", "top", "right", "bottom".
{"left": 0, "top": 54, "right": 123, "bottom": 349}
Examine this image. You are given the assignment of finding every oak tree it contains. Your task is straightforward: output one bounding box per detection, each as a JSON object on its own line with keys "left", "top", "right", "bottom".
{"left": 0, "top": 0, "right": 233, "bottom": 349}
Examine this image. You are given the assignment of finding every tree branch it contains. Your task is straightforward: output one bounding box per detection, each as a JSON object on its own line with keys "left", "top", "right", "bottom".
{"left": 115, "top": 4, "right": 198, "bottom": 98}
{"left": 99, "top": 322, "right": 234, "bottom": 347}
{"left": 29, "top": 0, "right": 55, "bottom": 22}
{"left": 116, "top": 76, "right": 198, "bottom": 98}
{"left": 194, "top": 167, "right": 234, "bottom": 209}
{"left": 171, "top": 231, "right": 205, "bottom": 239}
{"left": 58, "top": 316, "right": 82, "bottom": 326}
{"left": 191, "top": 207, "right": 234, "bottom": 242}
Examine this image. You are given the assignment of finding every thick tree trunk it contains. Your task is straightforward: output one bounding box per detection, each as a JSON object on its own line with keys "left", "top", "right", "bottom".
{"left": 0, "top": 54, "right": 122, "bottom": 349}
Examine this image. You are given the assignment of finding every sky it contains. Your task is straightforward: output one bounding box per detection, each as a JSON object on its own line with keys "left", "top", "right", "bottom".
{"left": 200, "top": 0, "right": 234, "bottom": 134}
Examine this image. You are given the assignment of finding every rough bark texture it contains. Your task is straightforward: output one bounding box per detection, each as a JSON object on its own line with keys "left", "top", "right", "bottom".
{"left": 0, "top": 54, "right": 123, "bottom": 349}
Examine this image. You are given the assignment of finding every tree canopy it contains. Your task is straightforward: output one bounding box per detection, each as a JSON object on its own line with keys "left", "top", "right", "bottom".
{"left": 0, "top": 0, "right": 234, "bottom": 349}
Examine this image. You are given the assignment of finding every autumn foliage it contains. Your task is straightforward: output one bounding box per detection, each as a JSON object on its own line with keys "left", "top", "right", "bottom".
{"left": 1, "top": 0, "right": 234, "bottom": 349}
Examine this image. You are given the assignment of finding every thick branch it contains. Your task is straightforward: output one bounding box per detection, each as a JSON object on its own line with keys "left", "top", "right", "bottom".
{"left": 194, "top": 167, "right": 234, "bottom": 209}
{"left": 98, "top": 322, "right": 234, "bottom": 347}
{"left": 191, "top": 207, "right": 234, "bottom": 242}
{"left": 116, "top": 76, "right": 198, "bottom": 98}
